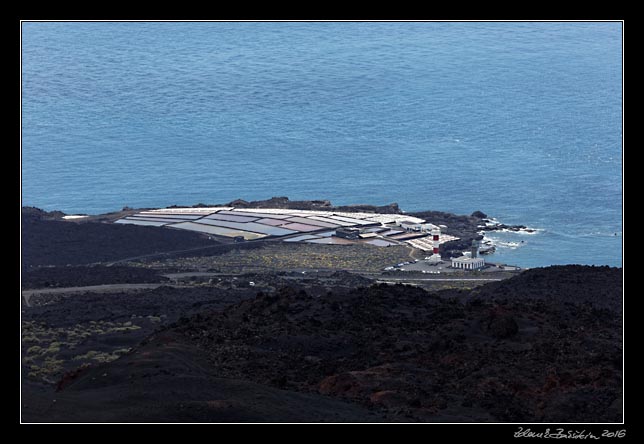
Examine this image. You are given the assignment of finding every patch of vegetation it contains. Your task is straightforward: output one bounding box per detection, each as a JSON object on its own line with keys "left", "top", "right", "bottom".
{"left": 144, "top": 243, "right": 411, "bottom": 274}
{"left": 26, "top": 345, "right": 43, "bottom": 355}
{"left": 22, "top": 319, "right": 143, "bottom": 383}
{"left": 72, "top": 349, "right": 129, "bottom": 364}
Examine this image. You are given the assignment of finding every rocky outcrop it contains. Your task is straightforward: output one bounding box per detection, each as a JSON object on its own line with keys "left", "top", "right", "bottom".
{"left": 478, "top": 222, "right": 535, "bottom": 233}
{"left": 484, "top": 310, "right": 519, "bottom": 339}
{"left": 22, "top": 206, "right": 66, "bottom": 221}
{"left": 335, "top": 202, "right": 401, "bottom": 214}
{"left": 469, "top": 265, "right": 622, "bottom": 313}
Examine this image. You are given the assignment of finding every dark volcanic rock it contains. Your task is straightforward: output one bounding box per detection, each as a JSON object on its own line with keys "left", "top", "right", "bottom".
{"left": 542, "top": 387, "right": 621, "bottom": 423}
{"left": 21, "top": 217, "right": 219, "bottom": 269}
{"left": 470, "top": 265, "right": 622, "bottom": 313}
{"left": 335, "top": 202, "right": 401, "bottom": 214}
{"left": 485, "top": 310, "right": 519, "bottom": 339}
{"left": 23, "top": 333, "right": 382, "bottom": 423}
{"left": 153, "top": 265, "right": 621, "bottom": 422}
{"left": 471, "top": 210, "right": 488, "bottom": 219}
{"left": 22, "top": 265, "right": 170, "bottom": 289}
{"left": 22, "top": 206, "right": 66, "bottom": 221}
{"left": 179, "top": 197, "right": 402, "bottom": 214}
{"left": 22, "top": 266, "right": 622, "bottom": 422}
{"left": 228, "top": 199, "right": 250, "bottom": 207}
{"left": 220, "top": 196, "right": 333, "bottom": 211}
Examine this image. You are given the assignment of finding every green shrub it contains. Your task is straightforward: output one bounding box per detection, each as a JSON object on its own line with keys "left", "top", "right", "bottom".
{"left": 26, "top": 345, "right": 43, "bottom": 354}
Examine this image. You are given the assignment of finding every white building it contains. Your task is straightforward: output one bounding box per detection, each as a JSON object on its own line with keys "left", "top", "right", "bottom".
{"left": 399, "top": 221, "right": 423, "bottom": 232}
{"left": 451, "top": 256, "right": 485, "bottom": 270}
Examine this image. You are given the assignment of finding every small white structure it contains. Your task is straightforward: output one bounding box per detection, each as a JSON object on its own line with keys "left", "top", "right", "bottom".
{"left": 422, "top": 223, "right": 438, "bottom": 232}
{"left": 451, "top": 256, "right": 485, "bottom": 270}
{"left": 426, "top": 254, "right": 442, "bottom": 264}
{"left": 399, "top": 220, "right": 424, "bottom": 232}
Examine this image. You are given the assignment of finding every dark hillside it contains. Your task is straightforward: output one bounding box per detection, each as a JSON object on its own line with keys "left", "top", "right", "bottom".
{"left": 26, "top": 265, "right": 622, "bottom": 422}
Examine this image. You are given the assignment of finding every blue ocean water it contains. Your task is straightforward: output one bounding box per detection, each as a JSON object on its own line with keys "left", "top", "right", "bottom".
{"left": 21, "top": 22, "right": 622, "bottom": 268}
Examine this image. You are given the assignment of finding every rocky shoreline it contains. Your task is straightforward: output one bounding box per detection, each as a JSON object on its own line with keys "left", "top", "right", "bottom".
{"left": 194, "top": 197, "right": 535, "bottom": 257}
{"left": 23, "top": 197, "right": 534, "bottom": 262}
{"left": 209, "top": 198, "right": 534, "bottom": 257}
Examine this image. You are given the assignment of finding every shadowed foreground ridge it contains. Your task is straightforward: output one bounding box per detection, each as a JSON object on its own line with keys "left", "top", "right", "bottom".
{"left": 22, "top": 265, "right": 622, "bottom": 423}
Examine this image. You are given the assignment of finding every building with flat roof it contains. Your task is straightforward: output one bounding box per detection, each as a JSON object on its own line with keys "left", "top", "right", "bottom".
{"left": 451, "top": 256, "right": 485, "bottom": 270}
{"left": 399, "top": 220, "right": 432, "bottom": 232}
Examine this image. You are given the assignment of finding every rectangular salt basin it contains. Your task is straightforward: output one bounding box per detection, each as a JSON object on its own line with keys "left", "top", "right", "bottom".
{"left": 390, "top": 233, "right": 425, "bottom": 240}
{"left": 256, "top": 217, "right": 289, "bottom": 227}
{"left": 362, "top": 226, "right": 388, "bottom": 233}
{"left": 278, "top": 210, "right": 335, "bottom": 216}
{"left": 169, "top": 221, "right": 266, "bottom": 239}
{"left": 380, "top": 229, "right": 405, "bottom": 237}
{"left": 280, "top": 222, "right": 326, "bottom": 232}
{"left": 136, "top": 213, "right": 203, "bottom": 220}
{"left": 283, "top": 234, "right": 321, "bottom": 242}
{"left": 286, "top": 212, "right": 332, "bottom": 217}
{"left": 365, "top": 239, "right": 396, "bottom": 247}
{"left": 331, "top": 212, "right": 373, "bottom": 220}
{"left": 284, "top": 216, "right": 340, "bottom": 228}
{"left": 328, "top": 215, "right": 375, "bottom": 225}
{"left": 192, "top": 219, "right": 298, "bottom": 236}
{"left": 114, "top": 219, "right": 168, "bottom": 227}
{"left": 406, "top": 238, "right": 435, "bottom": 247}
{"left": 346, "top": 214, "right": 425, "bottom": 224}
{"left": 308, "top": 216, "right": 355, "bottom": 226}
{"left": 220, "top": 210, "right": 294, "bottom": 219}
{"left": 306, "top": 237, "right": 356, "bottom": 245}
{"left": 230, "top": 208, "right": 303, "bottom": 215}
{"left": 125, "top": 216, "right": 196, "bottom": 224}
{"left": 144, "top": 207, "right": 232, "bottom": 214}
{"left": 203, "top": 213, "right": 259, "bottom": 223}
{"left": 256, "top": 218, "right": 288, "bottom": 226}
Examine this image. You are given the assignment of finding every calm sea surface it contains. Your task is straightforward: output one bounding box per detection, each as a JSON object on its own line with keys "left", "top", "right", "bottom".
{"left": 21, "top": 22, "right": 623, "bottom": 268}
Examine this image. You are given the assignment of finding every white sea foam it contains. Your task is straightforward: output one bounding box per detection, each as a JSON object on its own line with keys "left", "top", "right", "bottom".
{"left": 481, "top": 237, "right": 523, "bottom": 250}
{"left": 575, "top": 230, "right": 622, "bottom": 238}
{"left": 497, "top": 227, "right": 543, "bottom": 235}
